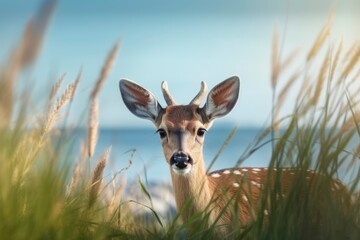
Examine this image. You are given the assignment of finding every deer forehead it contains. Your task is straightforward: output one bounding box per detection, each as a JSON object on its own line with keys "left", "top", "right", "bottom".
{"left": 159, "top": 105, "right": 206, "bottom": 130}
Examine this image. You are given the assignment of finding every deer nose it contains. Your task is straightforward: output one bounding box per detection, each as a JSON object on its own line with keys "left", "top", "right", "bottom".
{"left": 170, "top": 152, "right": 193, "bottom": 169}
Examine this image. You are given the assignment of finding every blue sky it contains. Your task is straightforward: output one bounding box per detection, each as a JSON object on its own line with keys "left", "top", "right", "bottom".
{"left": 0, "top": 0, "right": 359, "bottom": 128}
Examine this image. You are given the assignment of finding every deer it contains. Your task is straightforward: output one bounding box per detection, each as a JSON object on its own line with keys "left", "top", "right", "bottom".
{"left": 119, "top": 76, "right": 353, "bottom": 236}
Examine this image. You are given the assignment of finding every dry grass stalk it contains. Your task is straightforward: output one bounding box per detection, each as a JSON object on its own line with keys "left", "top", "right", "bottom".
{"left": 342, "top": 42, "right": 358, "bottom": 64}
{"left": 311, "top": 48, "right": 331, "bottom": 105}
{"left": 343, "top": 70, "right": 360, "bottom": 109}
{"left": 91, "top": 41, "right": 120, "bottom": 99}
{"left": 6, "top": 0, "right": 56, "bottom": 78}
{"left": 49, "top": 73, "right": 66, "bottom": 100}
{"left": 330, "top": 39, "right": 343, "bottom": 81}
{"left": 106, "top": 176, "right": 126, "bottom": 217}
{"left": 0, "top": 0, "right": 56, "bottom": 127}
{"left": 43, "top": 72, "right": 81, "bottom": 134}
{"left": 66, "top": 141, "right": 89, "bottom": 197}
{"left": 295, "top": 75, "right": 311, "bottom": 105}
{"left": 66, "top": 160, "right": 81, "bottom": 197}
{"left": 69, "top": 69, "right": 81, "bottom": 100}
{"left": 340, "top": 89, "right": 360, "bottom": 132}
{"left": 271, "top": 28, "right": 280, "bottom": 89}
{"left": 11, "top": 134, "right": 34, "bottom": 184}
{"left": 349, "top": 67, "right": 360, "bottom": 101}
{"left": 88, "top": 97, "right": 99, "bottom": 158}
{"left": 16, "top": 0, "right": 57, "bottom": 68}
{"left": 280, "top": 47, "right": 300, "bottom": 73}
{"left": 306, "top": 19, "right": 332, "bottom": 62}
{"left": 87, "top": 41, "right": 119, "bottom": 159}
{"left": 79, "top": 140, "right": 88, "bottom": 164}
{"left": 339, "top": 43, "right": 360, "bottom": 80}
{"left": 0, "top": 80, "right": 13, "bottom": 127}
{"left": 352, "top": 67, "right": 360, "bottom": 83}
{"left": 89, "top": 147, "right": 112, "bottom": 207}
{"left": 341, "top": 109, "right": 360, "bottom": 133}
{"left": 274, "top": 71, "right": 301, "bottom": 122}
{"left": 349, "top": 143, "right": 360, "bottom": 171}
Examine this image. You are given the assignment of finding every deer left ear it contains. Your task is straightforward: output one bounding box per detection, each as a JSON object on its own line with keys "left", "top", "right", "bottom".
{"left": 203, "top": 76, "right": 240, "bottom": 122}
{"left": 119, "top": 79, "right": 163, "bottom": 124}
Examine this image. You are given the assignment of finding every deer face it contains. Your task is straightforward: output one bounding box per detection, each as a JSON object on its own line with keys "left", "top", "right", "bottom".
{"left": 156, "top": 104, "right": 211, "bottom": 175}
{"left": 119, "top": 76, "right": 240, "bottom": 176}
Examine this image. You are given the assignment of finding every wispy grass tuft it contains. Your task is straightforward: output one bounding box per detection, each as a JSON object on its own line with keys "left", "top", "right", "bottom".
{"left": 43, "top": 71, "right": 81, "bottom": 134}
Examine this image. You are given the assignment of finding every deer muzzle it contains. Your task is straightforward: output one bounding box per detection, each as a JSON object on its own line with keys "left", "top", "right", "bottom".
{"left": 170, "top": 151, "right": 193, "bottom": 175}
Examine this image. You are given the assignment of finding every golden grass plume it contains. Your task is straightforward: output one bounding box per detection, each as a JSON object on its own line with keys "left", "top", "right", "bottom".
{"left": 306, "top": 19, "right": 332, "bottom": 62}
{"left": 91, "top": 41, "right": 120, "bottom": 99}
{"left": 89, "top": 147, "right": 112, "bottom": 207}
{"left": 340, "top": 43, "right": 360, "bottom": 80}
{"left": 88, "top": 97, "right": 99, "bottom": 158}
{"left": 43, "top": 71, "right": 81, "bottom": 134}
{"left": 49, "top": 73, "right": 66, "bottom": 101}
{"left": 0, "top": 0, "right": 56, "bottom": 127}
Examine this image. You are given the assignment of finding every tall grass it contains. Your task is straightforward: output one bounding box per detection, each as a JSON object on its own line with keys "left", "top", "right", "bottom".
{"left": 0, "top": 1, "right": 129, "bottom": 239}
{"left": 243, "top": 18, "right": 360, "bottom": 239}
{"left": 0, "top": 1, "right": 359, "bottom": 239}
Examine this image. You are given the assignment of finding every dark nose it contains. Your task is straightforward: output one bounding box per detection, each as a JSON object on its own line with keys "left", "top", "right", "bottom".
{"left": 170, "top": 152, "right": 193, "bottom": 169}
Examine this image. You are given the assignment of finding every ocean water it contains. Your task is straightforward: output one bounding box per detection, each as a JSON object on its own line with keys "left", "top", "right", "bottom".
{"left": 84, "top": 127, "right": 272, "bottom": 182}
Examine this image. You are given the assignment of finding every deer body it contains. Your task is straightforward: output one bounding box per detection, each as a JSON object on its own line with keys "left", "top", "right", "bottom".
{"left": 119, "top": 77, "right": 349, "bottom": 234}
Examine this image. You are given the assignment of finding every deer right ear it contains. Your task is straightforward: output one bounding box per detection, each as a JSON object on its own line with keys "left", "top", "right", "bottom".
{"left": 203, "top": 76, "right": 240, "bottom": 122}
{"left": 119, "top": 79, "right": 163, "bottom": 124}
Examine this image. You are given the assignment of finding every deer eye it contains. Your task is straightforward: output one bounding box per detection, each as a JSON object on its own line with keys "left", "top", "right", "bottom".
{"left": 197, "top": 128, "right": 207, "bottom": 137}
{"left": 156, "top": 129, "right": 167, "bottom": 138}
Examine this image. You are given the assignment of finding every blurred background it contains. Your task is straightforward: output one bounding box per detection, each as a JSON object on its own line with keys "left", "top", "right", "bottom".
{"left": 1, "top": 0, "right": 358, "bottom": 128}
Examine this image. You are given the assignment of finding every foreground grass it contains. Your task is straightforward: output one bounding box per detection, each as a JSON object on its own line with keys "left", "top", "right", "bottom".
{"left": 1, "top": 1, "right": 360, "bottom": 239}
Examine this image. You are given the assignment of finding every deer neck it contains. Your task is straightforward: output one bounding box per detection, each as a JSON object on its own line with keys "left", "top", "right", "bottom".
{"left": 170, "top": 152, "right": 213, "bottom": 220}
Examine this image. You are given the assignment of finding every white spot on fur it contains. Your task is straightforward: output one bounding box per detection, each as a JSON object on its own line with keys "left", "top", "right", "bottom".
{"left": 241, "top": 169, "right": 248, "bottom": 172}
{"left": 233, "top": 183, "right": 240, "bottom": 188}
{"left": 252, "top": 168, "right": 261, "bottom": 171}
{"left": 233, "top": 170, "right": 242, "bottom": 175}
{"left": 223, "top": 170, "right": 230, "bottom": 174}
{"left": 251, "top": 181, "right": 261, "bottom": 187}
{"left": 211, "top": 173, "right": 221, "bottom": 178}
{"left": 242, "top": 195, "right": 248, "bottom": 202}
{"left": 264, "top": 209, "right": 269, "bottom": 215}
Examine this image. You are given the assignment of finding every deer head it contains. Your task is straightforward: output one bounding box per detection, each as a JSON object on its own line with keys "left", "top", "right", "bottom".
{"left": 119, "top": 76, "right": 240, "bottom": 177}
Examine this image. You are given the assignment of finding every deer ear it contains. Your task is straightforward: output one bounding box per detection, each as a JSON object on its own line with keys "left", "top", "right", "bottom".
{"left": 203, "top": 76, "right": 240, "bottom": 121}
{"left": 119, "top": 79, "right": 163, "bottom": 124}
